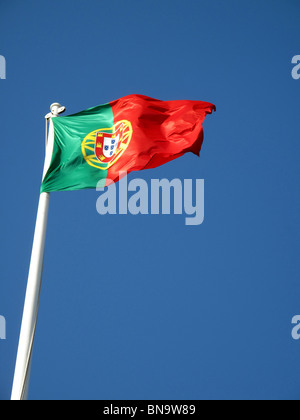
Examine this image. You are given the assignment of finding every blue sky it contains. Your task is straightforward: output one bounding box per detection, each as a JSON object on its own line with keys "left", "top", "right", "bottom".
{"left": 0, "top": 0, "right": 300, "bottom": 400}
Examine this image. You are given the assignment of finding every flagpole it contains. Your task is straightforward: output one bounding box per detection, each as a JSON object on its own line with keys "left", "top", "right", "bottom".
{"left": 11, "top": 103, "right": 65, "bottom": 400}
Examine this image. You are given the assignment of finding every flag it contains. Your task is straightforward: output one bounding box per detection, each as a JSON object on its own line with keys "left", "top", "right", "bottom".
{"left": 41, "top": 94, "right": 215, "bottom": 192}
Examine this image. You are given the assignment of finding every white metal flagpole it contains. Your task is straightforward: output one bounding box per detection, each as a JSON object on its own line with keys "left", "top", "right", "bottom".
{"left": 11, "top": 103, "right": 65, "bottom": 400}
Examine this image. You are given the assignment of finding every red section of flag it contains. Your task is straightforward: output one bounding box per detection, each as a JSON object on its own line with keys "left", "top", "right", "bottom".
{"left": 106, "top": 94, "right": 216, "bottom": 185}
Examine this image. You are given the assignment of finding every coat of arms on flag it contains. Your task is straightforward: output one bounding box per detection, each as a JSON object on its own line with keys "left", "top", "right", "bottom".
{"left": 81, "top": 120, "right": 133, "bottom": 171}
{"left": 95, "top": 123, "right": 124, "bottom": 163}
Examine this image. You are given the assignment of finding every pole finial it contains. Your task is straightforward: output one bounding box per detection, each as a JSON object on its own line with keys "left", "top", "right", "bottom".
{"left": 45, "top": 103, "right": 66, "bottom": 119}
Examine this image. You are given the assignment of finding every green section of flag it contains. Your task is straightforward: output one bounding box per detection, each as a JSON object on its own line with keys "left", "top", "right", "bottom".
{"left": 40, "top": 103, "right": 114, "bottom": 193}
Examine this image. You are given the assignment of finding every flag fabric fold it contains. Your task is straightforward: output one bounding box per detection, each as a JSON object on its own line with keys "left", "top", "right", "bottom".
{"left": 41, "top": 94, "right": 215, "bottom": 193}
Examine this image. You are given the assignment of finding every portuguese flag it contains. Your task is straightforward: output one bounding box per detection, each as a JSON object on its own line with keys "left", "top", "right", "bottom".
{"left": 41, "top": 94, "right": 215, "bottom": 193}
